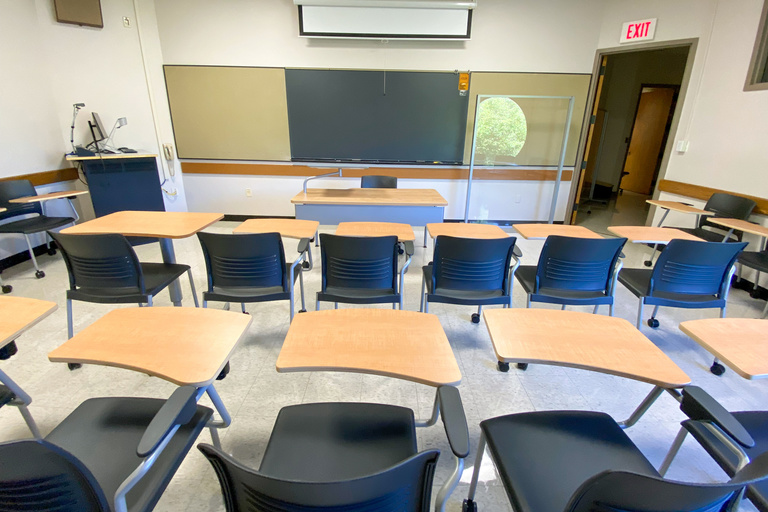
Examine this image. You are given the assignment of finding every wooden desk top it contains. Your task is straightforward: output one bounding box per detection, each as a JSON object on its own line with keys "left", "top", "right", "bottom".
{"left": 277, "top": 309, "right": 461, "bottom": 387}
{"left": 512, "top": 224, "right": 602, "bottom": 240}
{"left": 647, "top": 199, "right": 714, "bottom": 216}
{"left": 66, "top": 153, "right": 158, "bottom": 161}
{"left": 484, "top": 309, "right": 690, "bottom": 388}
{"left": 0, "top": 296, "right": 57, "bottom": 349}
{"left": 427, "top": 223, "right": 509, "bottom": 239}
{"left": 607, "top": 226, "right": 703, "bottom": 244}
{"left": 9, "top": 190, "right": 89, "bottom": 204}
{"left": 680, "top": 318, "right": 768, "bottom": 380}
{"left": 291, "top": 188, "right": 448, "bottom": 207}
{"left": 708, "top": 218, "right": 768, "bottom": 239}
{"left": 336, "top": 222, "right": 416, "bottom": 242}
{"left": 61, "top": 211, "right": 223, "bottom": 239}
{"left": 48, "top": 308, "right": 252, "bottom": 387}
{"left": 233, "top": 218, "right": 319, "bottom": 239}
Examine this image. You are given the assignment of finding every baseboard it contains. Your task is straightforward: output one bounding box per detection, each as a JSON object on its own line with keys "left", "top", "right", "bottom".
{"left": 0, "top": 242, "right": 55, "bottom": 271}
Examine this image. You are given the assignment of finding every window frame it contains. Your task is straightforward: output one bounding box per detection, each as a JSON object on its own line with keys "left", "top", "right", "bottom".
{"left": 745, "top": 0, "right": 768, "bottom": 91}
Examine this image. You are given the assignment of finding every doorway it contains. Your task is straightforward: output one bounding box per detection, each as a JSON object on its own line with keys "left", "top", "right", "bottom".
{"left": 573, "top": 45, "right": 691, "bottom": 233}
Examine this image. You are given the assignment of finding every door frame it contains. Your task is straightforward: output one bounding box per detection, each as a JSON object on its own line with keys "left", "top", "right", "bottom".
{"left": 567, "top": 38, "right": 698, "bottom": 224}
{"left": 619, "top": 83, "right": 680, "bottom": 195}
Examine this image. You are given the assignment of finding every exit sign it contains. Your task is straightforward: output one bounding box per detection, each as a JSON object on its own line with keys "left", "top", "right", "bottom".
{"left": 620, "top": 18, "right": 657, "bottom": 43}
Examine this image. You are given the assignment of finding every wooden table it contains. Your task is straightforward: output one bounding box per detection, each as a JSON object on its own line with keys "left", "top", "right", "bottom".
{"left": 427, "top": 222, "right": 509, "bottom": 240}
{"left": 512, "top": 223, "right": 602, "bottom": 240}
{"left": 0, "top": 296, "right": 58, "bottom": 438}
{"left": 709, "top": 218, "right": 768, "bottom": 241}
{"left": 277, "top": 309, "right": 461, "bottom": 387}
{"left": 49, "top": 307, "right": 252, "bottom": 446}
{"left": 647, "top": 199, "right": 713, "bottom": 221}
{"left": 680, "top": 318, "right": 768, "bottom": 380}
{"left": 336, "top": 221, "right": 416, "bottom": 242}
{"left": 62, "top": 211, "right": 223, "bottom": 305}
{"left": 607, "top": 226, "right": 703, "bottom": 244}
{"left": 484, "top": 308, "right": 690, "bottom": 427}
{"left": 9, "top": 189, "right": 89, "bottom": 221}
{"left": 234, "top": 218, "right": 320, "bottom": 268}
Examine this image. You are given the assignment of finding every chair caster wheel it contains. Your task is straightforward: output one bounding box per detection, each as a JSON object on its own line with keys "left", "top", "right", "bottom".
{"left": 471, "top": 313, "right": 480, "bottom": 324}
{"left": 299, "top": 309, "right": 307, "bottom": 313}
{"left": 462, "top": 499, "right": 478, "bottom": 512}
{"left": 647, "top": 318, "right": 660, "bottom": 328}
{"left": 47, "top": 247, "right": 57, "bottom": 256}
{"left": 750, "top": 289, "right": 762, "bottom": 299}
{"left": 497, "top": 361, "right": 510, "bottom": 372}
{"left": 644, "top": 260, "right": 653, "bottom": 267}
{"left": 516, "top": 363, "right": 529, "bottom": 371}
{"left": 0, "top": 341, "right": 18, "bottom": 360}
{"left": 302, "top": 261, "right": 310, "bottom": 269}
{"left": 68, "top": 363, "right": 82, "bottom": 371}
{"left": 35, "top": 270, "right": 45, "bottom": 279}
{"left": 217, "top": 362, "right": 230, "bottom": 380}
{"left": 1, "top": 285, "right": 11, "bottom": 294}
{"left": 710, "top": 362, "right": 726, "bottom": 376}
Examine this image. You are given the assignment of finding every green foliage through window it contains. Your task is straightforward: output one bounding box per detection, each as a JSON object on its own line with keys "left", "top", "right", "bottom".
{"left": 475, "top": 97, "right": 527, "bottom": 164}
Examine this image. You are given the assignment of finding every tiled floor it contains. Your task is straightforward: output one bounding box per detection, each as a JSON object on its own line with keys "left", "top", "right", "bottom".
{"left": 1, "top": 217, "right": 767, "bottom": 511}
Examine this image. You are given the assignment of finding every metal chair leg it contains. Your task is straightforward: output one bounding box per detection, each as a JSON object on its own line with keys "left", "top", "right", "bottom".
{"left": 466, "top": 433, "right": 487, "bottom": 502}
{"left": 187, "top": 270, "right": 200, "bottom": 307}
{"left": 66, "top": 298, "right": 74, "bottom": 339}
{"left": 23, "top": 234, "right": 42, "bottom": 275}
{"left": 298, "top": 269, "right": 306, "bottom": 312}
{"left": 241, "top": 303, "right": 247, "bottom": 314}
{"left": 636, "top": 300, "right": 644, "bottom": 330}
{"left": 593, "top": 305, "right": 600, "bottom": 314}
{"left": 419, "top": 276, "right": 426, "bottom": 312}
{"left": 659, "top": 427, "right": 688, "bottom": 476}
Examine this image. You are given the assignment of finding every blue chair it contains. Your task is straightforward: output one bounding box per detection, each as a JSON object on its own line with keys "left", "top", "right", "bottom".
{"left": 618, "top": 239, "right": 746, "bottom": 333}
{"left": 420, "top": 236, "right": 518, "bottom": 323}
{"left": 514, "top": 235, "right": 627, "bottom": 315}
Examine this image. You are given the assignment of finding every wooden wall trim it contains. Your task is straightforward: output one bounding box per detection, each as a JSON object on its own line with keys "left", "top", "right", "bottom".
{"left": 181, "top": 162, "right": 573, "bottom": 182}
{"left": 0, "top": 168, "right": 79, "bottom": 187}
{"left": 658, "top": 179, "right": 768, "bottom": 216}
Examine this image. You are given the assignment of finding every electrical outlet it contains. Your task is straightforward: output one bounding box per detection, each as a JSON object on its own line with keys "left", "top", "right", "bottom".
{"left": 245, "top": 188, "right": 252, "bottom": 197}
{"left": 122, "top": 16, "right": 131, "bottom": 27}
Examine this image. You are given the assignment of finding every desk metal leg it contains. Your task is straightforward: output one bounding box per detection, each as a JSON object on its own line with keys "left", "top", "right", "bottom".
{"left": 0, "top": 367, "right": 41, "bottom": 439}
{"left": 645, "top": 209, "right": 672, "bottom": 266}
{"left": 198, "top": 384, "right": 231, "bottom": 450}
{"left": 423, "top": 227, "right": 428, "bottom": 248}
{"left": 618, "top": 385, "right": 665, "bottom": 429}
{"left": 159, "top": 239, "right": 183, "bottom": 306}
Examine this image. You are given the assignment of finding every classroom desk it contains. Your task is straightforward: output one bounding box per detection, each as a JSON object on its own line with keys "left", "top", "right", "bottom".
{"left": 62, "top": 211, "right": 223, "bottom": 306}
{"left": 9, "top": 189, "right": 89, "bottom": 204}
{"left": 647, "top": 199, "right": 713, "bottom": 225}
{"left": 0, "top": 296, "right": 58, "bottom": 438}
{"left": 484, "top": 308, "right": 691, "bottom": 428}
{"left": 48, "top": 307, "right": 252, "bottom": 447}
{"left": 335, "top": 221, "right": 416, "bottom": 242}
{"left": 512, "top": 223, "right": 602, "bottom": 240}
{"left": 607, "top": 226, "right": 703, "bottom": 244}
{"left": 234, "top": 218, "right": 319, "bottom": 269}
{"left": 427, "top": 222, "right": 509, "bottom": 239}
{"left": 708, "top": 218, "right": 768, "bottom": 242}
{"left": 680, "top": 318, "right": 768, "bottom": 380}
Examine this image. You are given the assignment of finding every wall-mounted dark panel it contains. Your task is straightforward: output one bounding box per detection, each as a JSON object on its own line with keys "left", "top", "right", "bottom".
{"left": 285, "top": 69, "right": 469, "bottom": 164}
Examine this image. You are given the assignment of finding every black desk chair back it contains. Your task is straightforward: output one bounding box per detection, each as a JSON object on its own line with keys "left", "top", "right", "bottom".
{"left": 361, "top": 175, "right": 397, "bottom": 188}
{"left": 318, "top": 233, "right": 406, "bottom": 309}
{"left": 49, "top": 231, "right": 198, "bottom": 341}
{"left": 421, "top": 235, "right": 518, "bottom": 323}
{"left": 0, "top": 179, "right": 75, "bottom": 279}
{"left": 515, "top": 235, "right": 626, "bottom": 315}
{"left": 735, "top": 245, "right": 768, "bottom": 318}
{"left": 680, "top": 193, "right": 756, "bottom": 242}
{"left": 0, "top": 386, "right": 212, "bottom": 512}
{"left": 618, "top": 239, "right": 746, "bottom": 330}
{"left": 197, "top": 232, "right": 306, "bottom": 320}
{"left": 463, "top": 409, "right": 768, "bottom": 512}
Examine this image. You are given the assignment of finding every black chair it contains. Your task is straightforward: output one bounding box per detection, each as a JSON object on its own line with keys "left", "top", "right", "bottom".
{"left": 515, "top": 235, "right": 627, "bottom": 316}
{"left": 0, "top": 385, "right": 212, "bottom": 512}
{"left": 618, "top": 239, "right": 746, "bottom": 331}
{"left": 49, "top": 231, "right": 199, "bottom": 342}
{"left": 0, "top": 179, "right": 77, "bottom": 279}
{"left": 361, "top": 175, "right": 397, "bottom": 188}
{"left": 735, "top": 243, "right": 768, "bottom": 318}
{"left": 317, "top": 233, "right": 411, "bottom": 310}
{"left": 421, "top": 235, "right": 518, "bottom": 323}
{"left": 677, "top": 193, "right": 756, "bottom": 243}
{"left": 463, "top": 407, "right": 768, "bottom": 512}
{"left": 197, "top": 232, "right": 307, "bottom": 321}
{"left": 199, "top": 385, "right": 469, "bottom": 512}
{"left": 660, "top": 386, "right": 768, "bottom": 512}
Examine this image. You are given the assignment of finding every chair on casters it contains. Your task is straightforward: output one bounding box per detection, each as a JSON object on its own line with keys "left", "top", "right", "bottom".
{"left": 317, "top": 233, "right": 410, "bottom": 310}
{"left": 661, "top": 386, "right": 768, "bottom": 512}
{"left": 462, "top": 407, "right": 768, "bottom": 512}
{"left": 49, "top": 231, "right": 199, "bottom": 369}
{"left": 197, "top": 232, "right": 307, "bottom": 321}
{"left": 677, "top": 193, "right": 756, "bottom": 243}
{"left": 199, "top": 385, "right": 469, "bottom": 512}
{"left": 361, "top": 175, "right": 397, "bottom": 189}
{"left": 0, "top": 385, "right": 212, "bottom": 512}
{"left": 0, "top": 179, "right": 77, "bottom": 279}
{"left": 617, "top": 239, "right": 746, "bottom": 375}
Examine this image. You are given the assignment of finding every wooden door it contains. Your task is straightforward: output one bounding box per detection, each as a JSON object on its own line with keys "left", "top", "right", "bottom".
{"left": 620, "top": 87, "right": 675, "bottom": 195}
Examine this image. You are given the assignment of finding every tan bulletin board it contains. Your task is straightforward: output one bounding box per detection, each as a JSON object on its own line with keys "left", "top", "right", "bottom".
{"left": 464, "top": 73, "right": 591, "bottom": 166}
{"left": 164, "top": 66, "right": 291, "bottom": 161}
